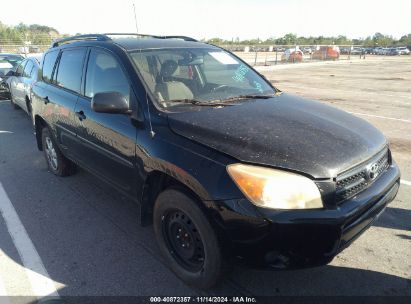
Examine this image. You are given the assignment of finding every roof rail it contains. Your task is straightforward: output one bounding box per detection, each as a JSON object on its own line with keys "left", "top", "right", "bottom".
{"left": 104, "top": 33, "right": 197, "bottom": 42}
{"left": 158, "top": 35, "right": 198, "bottom": 42}
{"left": 50, "top": 33, "right": 198, "bottom": 48}
{"left": 51, "top": 34, "right": 110, "bottom": 47}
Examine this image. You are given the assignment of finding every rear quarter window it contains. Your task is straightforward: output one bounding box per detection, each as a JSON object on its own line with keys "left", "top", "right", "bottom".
{"left": 42, "top": 50, "right": 59, "bottom": 83}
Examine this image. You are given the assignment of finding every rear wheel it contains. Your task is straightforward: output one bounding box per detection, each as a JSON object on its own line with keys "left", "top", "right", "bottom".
{"left": 154, "top": 189, "right": 224, "bottom": 289}
{"left": 26, "top": 97, "right": 32, "bottom": 114}
{"left": 41, "top": 127, "right": 76, "bottom": 176}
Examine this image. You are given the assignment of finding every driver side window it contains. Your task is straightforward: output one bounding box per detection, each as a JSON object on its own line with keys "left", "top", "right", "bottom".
{"left": 85, "top": 49, "right": 130, "bottom": 102}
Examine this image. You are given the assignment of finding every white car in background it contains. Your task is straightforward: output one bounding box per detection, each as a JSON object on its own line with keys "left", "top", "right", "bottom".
{"left": 396, "top": 47, "right": 410, "bottom": 55}
{"left": 302, "top": 47, "right": 312, "bottom": 54}
{"left": 0, "top": 53, "right": 25, "bottom": 99}
{"left": 8, "top": 55, "right": 42, "bottom": 115}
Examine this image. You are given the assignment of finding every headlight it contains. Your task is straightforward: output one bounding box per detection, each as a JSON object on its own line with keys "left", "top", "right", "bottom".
{"left": 227, "top": 164, "right": 323, "bottom": 210}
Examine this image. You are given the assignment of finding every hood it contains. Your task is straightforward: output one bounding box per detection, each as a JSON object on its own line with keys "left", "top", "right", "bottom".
{"left": 167, "top": 94, "right": 387, "bottom": 178}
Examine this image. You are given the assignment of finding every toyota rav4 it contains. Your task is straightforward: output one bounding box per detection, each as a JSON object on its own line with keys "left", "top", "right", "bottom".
{"left": 31, "top": 33, "right": 400, "bottom": 289}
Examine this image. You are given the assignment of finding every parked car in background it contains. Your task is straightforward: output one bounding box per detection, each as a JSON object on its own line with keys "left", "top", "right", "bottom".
{"left": 29, "top": 46, "right": 41, "bottom": 53}
{"left": 372, "top": 47, "right": 383, "bottom": 55}
{"left": 339, "top": 47, "right": 350, "bottom": 55}
{"left": 302, "top": 47, "right": 312, "bottom": 54}
{"left": 281, "top": 47, "right": 303, "bottom": 62}
{"left": 387, "top": 48, "right": 400, "bottom": 56}
{"left": 381, "top": 48, "right": 390, "bottom": 55}
{"left": 8, "top": 55, "right": 41, "bottom": 115}
{"left": 350, "top": 47, "right": 363, "bottom": 55}
{"left": 312, "top": 46, "right": 340, "bottom": 60}
{"left": 0, "top": 53, "right": 25, "bottom": 99}
{"left": 396, "top": 46, "right": 410, "bottom": 55}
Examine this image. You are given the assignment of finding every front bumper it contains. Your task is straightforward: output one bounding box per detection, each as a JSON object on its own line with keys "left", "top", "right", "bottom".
{"left": 212, "top": 162, "right": 400, "bottom": 269}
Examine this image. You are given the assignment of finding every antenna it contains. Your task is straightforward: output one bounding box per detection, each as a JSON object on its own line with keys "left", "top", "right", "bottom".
{"left": 132, "top": 3, "right": 139, "bottom": 33}
{"left": 132, "top": 2, "right": 155, "bottom": 138}
{"left": 145, "top": 91, "right": 156, "bottom": 138}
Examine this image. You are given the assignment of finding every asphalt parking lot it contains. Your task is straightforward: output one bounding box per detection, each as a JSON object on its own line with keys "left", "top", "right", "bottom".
{"left": 0, "top": 56, "right": 410, "bottom": 301}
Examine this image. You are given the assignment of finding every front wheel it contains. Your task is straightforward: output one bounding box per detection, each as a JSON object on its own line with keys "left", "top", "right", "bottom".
{"left": 154, "top": 189, "right": 224, "bottom": 289}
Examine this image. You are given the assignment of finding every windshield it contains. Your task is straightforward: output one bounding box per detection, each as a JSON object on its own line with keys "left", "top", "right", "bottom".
{"left": 0, "top": 55, "right": 24, "bottom": 77}
{"left": 129, "top": 48, "right": 275, "bottom": 107}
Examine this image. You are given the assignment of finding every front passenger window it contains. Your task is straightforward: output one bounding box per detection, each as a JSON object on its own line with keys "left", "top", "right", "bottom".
{"left": 85, "top": 49, "right": 130, "bottom": 102}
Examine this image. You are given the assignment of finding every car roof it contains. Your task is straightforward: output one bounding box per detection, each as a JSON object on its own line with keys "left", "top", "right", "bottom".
{"left": 50, "top": 34, "right": 219, "bottom": 53}
{"left": 26, "top": 54, "right": 42, "bottom": 63}
{"left": 111, "top": 37, "right": 217, "bottom": 51}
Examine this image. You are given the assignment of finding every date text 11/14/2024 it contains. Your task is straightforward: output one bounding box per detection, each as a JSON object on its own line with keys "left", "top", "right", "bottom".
{"left": 149, "top": 297, "right": 257, "bottom": 303}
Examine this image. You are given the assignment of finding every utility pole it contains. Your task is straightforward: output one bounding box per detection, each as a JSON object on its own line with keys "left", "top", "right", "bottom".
{"left": 132, "top": 3, "right": 139, "bottom": 34}
{"left": 23, "top": 32, "right": 28, "bottom": 57}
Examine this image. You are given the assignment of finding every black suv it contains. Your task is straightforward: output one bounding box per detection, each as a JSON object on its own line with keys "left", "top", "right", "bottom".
{"left": 31, "top": 34, "right": 400, "bottom": 289}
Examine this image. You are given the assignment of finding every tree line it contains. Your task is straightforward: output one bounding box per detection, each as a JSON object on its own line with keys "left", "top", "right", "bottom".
{"left": 206, "top": 33, "right": 411, "bottom": 46}
{"left": 1, "top": 22, "right": 410, "bottom": 47}
{"left": 0, "top": 22, "right": 60, "bottom": 45}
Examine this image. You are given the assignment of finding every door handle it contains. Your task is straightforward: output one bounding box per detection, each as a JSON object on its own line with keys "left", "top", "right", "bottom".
{"left": 43, "top": 96, "right": 49, "bottom": 104}
{"left": 75, "top": 110, "right": 86, "bottom": 121}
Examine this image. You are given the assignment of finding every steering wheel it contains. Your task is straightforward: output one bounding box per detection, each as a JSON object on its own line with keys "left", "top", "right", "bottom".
{"left": 211, "top": 84, "right": 229, "bottom": 92}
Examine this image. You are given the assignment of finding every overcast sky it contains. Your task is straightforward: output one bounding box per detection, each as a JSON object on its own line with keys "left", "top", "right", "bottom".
{"left": 1, "top": 0, "right": 410, "bottom": 40}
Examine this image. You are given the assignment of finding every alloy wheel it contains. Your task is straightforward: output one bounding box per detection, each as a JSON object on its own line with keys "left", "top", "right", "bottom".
{"left": 45, "top": 136, "right": 58, "bottom": 171}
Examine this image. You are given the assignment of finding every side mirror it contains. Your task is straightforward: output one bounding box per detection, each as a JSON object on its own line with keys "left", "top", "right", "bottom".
{"left": 6, "top": 71, "right": 15, "bottom": 77}
{"left": 91, "top": 92, "right": 131, "bottom": 114}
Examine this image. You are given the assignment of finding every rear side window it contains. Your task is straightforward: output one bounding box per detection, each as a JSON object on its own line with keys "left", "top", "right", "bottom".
{"left": 42, "top": 51, "right": 59, "bottom": 83}
{"left": 23, "top": 61, "right": 34, "bottom": 77}
{"left": 85, "top": 49, "right": 130, "bottom": 101}
{"left": 55, "top": 48, "right": 86, "bottom": 94}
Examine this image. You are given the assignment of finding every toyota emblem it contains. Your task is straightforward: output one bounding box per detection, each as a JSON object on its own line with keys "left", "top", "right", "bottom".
{"left": 367, "top": 163, "right": 379, "bottom": 180}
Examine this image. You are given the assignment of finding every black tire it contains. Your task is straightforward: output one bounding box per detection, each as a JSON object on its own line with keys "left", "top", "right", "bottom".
{"left": 26, "top": 97, "right": 32, "bottom": 114}
{"left": 41, "top": 127, "right": 76, "bottom": 177}
{"left": 154, "top": 189, "right": 224, "bottom": 289}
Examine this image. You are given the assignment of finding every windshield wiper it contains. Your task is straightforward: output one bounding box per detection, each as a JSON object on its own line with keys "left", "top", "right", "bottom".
{"left": 218, "top": 93, "right": 278, "bottom": 103}
{"left": 167, "top": 99, "right": 235, "bottom": 107}
{"left": 167, "top": 92, "right": 281, "bottom": 106}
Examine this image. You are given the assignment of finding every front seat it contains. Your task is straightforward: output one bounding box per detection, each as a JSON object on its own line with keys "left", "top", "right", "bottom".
{"left": 155, "top": 60, "right": 193, "bottom": 101}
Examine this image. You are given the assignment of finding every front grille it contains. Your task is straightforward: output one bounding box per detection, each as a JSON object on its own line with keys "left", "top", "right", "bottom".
{"left": 336, "top": 148, "right": 390, "bottom": 202}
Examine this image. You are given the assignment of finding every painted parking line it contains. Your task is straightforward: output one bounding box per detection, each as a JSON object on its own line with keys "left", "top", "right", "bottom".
{"left": 402, "top": 180, "right": 411, "bottom": 186}
{"left": 0, "top": 183, "right": 61, "bottom": 301}
{"left": 348, "top": 112, "right": 411, "bottom": 123}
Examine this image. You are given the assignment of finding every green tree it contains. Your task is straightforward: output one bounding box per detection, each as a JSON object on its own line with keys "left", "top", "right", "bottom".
{"left": 0, "top": 22, "right": 61, "bottom": 46}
